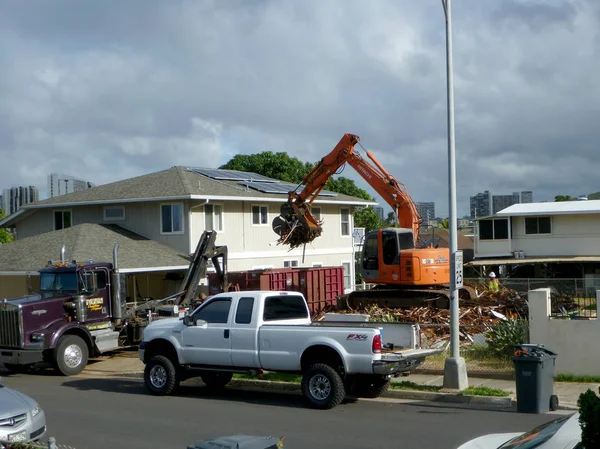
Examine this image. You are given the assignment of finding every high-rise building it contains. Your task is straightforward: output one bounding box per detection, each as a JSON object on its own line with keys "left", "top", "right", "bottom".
{"left": 415, "top": 202, "right": 435, "bottom": 224}
{"left": 0, "top": 194, "right": 3, "bottom": 214}
{"left": 48, "top": 173, "right": 95, "bottom": 198}
{"left": 2, "top": 186, "right": 39, "bottom": 216}
{"left": 373, "top": 206, "right": 385, "bottom": 221}
{"left": 469, "top": 191, "right": 491, "bottom": 218}
{"left": 520, "top": 191, "right": 533, "bottom": 203}
{"left": 493, "top": 192, "right": 520, "bottom": 214}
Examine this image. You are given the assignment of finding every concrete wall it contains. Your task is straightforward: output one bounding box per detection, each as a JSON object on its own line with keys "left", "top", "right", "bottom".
{"left": 0, "top": 273, "right": 40, "bottom": 298}
{"left": 528, "top": 288, "right": 600, "bottom": 376}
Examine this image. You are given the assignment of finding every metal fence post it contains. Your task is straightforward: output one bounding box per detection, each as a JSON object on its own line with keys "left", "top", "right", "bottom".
{"left": 48, "top": 437, "right": 57, "bottom": 449}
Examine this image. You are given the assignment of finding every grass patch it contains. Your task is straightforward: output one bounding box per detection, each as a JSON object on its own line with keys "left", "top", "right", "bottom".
{"left": 233, "top": 372, "right": 301, "bottom": 383}
{"left": 555, "top": 373, "right": 600, "bottom": 383}
{"left": 390, "top": 381, "right": 442, "bottom": 392}
{"left": 460, "top": 386, "right": 510, "bottom": 397}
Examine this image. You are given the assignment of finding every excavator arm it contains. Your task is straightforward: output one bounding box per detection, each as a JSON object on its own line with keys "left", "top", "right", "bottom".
{"left": 272, "top": 133, "right": 422, "bottom": 248}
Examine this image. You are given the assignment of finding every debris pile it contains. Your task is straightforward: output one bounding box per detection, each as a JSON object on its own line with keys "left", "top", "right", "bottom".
{"left": 278, "top": 222, "right": 322, "bottom": 249}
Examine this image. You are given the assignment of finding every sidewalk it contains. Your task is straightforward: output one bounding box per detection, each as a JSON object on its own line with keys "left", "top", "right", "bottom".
{"left": 81, "top": 354, "right": 599, "bottom": 411}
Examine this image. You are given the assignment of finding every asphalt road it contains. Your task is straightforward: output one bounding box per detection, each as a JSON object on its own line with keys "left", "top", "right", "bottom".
{"left": 0, "top": 369, "right": 568, "bottom": 449}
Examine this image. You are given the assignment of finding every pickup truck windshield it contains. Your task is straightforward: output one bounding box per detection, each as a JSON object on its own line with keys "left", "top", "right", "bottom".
{"left": 263, "top": 295, "right": 308, "bottom": 321}
{"left": 40, "top": 272, "right": 78, "bottom": 292}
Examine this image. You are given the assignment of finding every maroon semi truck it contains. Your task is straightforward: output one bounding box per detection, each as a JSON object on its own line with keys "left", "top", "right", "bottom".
{"left": 0, "top": 231, "right": 226, "bottom": 376}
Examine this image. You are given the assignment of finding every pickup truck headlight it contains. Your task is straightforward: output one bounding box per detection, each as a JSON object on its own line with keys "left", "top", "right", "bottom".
{"left": 31, "top": 404, "right": 42, "bottom": 418}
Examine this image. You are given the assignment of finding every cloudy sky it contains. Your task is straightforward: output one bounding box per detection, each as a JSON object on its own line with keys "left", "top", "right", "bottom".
{"left": 1, "top": 0, "right": 599, "bottom": 216}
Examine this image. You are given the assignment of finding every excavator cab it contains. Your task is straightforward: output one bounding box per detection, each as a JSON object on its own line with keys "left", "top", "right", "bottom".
{"left": 361, "top": 229, "right": 415, "bottom": 283}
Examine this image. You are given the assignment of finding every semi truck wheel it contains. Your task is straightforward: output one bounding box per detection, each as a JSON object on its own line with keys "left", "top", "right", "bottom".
{"left": 201, "top": 372, "right": 233, "bottom": 389}
{"left": 301, "top": 363, "right": 346, "bottom": 409}
{"left": 352, "top": 375, "right": 390, "bottom": 398}
{"left": 54, "top": 335, "right": 89, "bottom": 376}
{"left": 144, "top": 355, "right": 179, "bottom": 396}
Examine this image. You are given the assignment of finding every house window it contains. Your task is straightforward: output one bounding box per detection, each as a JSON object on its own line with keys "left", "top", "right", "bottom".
{"left": 341, "top": 208, "right": 350, "bottom": 236}
{"left": 283, "top": 260, "right": 298, "bottom": 268}
{"left": 342, "top": 261, "right": 351, "bottom": 289}
{"left": 104, "top": 206, "right": 125, "bottom": 221}
{"left": 312, "top": 263, "right": 323, "bottom": 268}
{"left": 161, "top": 203, "right": 184, "bottom": 234}
{"left": 54, "top": 210, "right": 72, "bottom": 230}
{"left": 479, "top": 218, "right": 508, "bottom": 240}
{"left": 205, "top": 204, "right": 223, "bottom": 231}
{"left": 525, "top": 217, "right": 551, "bottom": 235}
{"left": 252, "top": 205, "right": 268, "bottom": 225}
{"left": 311, "top": 207, "right": 322, "bottom": 221}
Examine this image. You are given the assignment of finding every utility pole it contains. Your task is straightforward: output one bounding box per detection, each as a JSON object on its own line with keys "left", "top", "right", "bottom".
{"left": 441, "top": 0, "right": 468, "bottom": 390}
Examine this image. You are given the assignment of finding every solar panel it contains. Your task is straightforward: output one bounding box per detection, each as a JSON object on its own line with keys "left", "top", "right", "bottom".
{"left": 238, "top": 181, "right": 337, "bottom": 197}
{"left": 188, "top": 168, "right": 277, "bottom": 183}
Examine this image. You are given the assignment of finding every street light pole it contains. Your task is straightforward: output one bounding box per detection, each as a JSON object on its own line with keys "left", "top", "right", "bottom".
{"left": 441, "top": 0, "right": 468, "bottom": 390}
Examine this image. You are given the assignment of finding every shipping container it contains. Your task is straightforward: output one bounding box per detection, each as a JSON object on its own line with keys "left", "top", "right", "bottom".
{"left": 207, "top": 266, "right": 344, "bottom": 314}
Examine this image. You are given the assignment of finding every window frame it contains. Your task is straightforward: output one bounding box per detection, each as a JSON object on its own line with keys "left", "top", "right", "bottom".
{"left": 311, "top": 206, "right": 322, "bottom": 222}
{"left": 193, "top": 297, "right": 232, "bottom": 324}
{"left": 251, "top": 204, "right": 269, "bottom": 226}
{"left": 525, "top": 216, "right": 552, "bottom": 235}
{"left": 262, "top": 295, "right": 309, "bottom": 321}
{"left": 234, "top": 297, "right": 255, "bottom": 325}
{"left": 342, "top": 260, "right": 352, "bottom": 290}
{"left": 53, "top": 209, "right": 73, "bottom": 231}
{"left": 478, "top": 218, "right": 509, "bottom": 241}
{"left": 204, "top": 203, "right": 224, "bottom": 232}
{"left": 103, "top": 205, "right": 125, "bottom": 221}
{"left": 283, "top": 260, "right": 299, "bottom": 268}
{"left": 340, "top": 208, "right": 351, "bottom": 237}
{"left": 160, "top": 203, "right": 185, "bottom": 235}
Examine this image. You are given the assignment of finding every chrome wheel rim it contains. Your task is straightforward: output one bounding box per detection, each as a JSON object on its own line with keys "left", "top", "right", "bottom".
{"left": 309, "top": 374, "right": 331, "bottom": 400}
{"left": 64, "top": 344, "right": 83, "bottom": 368}
{"left": 149, "top": 365, "right": 167, "bottom": 389}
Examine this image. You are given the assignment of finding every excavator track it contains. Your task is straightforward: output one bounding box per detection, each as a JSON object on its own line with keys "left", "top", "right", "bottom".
{"left": 342, "top": 284, "right": 477, "bottom": 310}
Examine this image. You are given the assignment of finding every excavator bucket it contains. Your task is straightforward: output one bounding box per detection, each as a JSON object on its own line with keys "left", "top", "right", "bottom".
{"left": 272, "top": 202, "right": 322, "bottom": 249}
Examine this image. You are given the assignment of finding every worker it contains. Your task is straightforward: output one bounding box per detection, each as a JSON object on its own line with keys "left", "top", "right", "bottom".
{"left": 488, "top": 271, "right": 502, "bottom": 293}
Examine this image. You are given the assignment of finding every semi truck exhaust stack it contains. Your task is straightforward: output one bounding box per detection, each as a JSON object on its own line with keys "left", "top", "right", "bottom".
{"left": 111, "top": 243, "right": 126, "bottom": 320}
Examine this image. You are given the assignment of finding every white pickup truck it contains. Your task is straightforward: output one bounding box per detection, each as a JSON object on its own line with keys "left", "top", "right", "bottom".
{"left": 139, "top": 291, "right": 442, "bottom": 409}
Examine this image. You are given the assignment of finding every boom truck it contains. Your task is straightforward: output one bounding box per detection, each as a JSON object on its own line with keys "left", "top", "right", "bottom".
{"left": 272, "top": 133, "right": 474, "bottom": 309}
{"left": 0, "top": 231, "right": 227, "bottom": 376}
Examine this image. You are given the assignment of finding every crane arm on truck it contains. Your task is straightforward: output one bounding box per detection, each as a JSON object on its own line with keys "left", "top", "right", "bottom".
{"left": 272, "top": 133, "right": 421, "bottom": 247}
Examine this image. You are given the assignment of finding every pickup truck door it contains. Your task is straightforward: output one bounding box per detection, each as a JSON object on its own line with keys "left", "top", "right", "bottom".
{"left": 230, "top": 296, "right": 260, "bottom": 368}
{"left": 181, "top": 297, "right": 233, "bottom": 367}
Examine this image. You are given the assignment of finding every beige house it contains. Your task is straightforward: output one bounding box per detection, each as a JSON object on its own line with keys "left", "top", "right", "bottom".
{"left": 0, "top": 166, "right": 374, "bottom": 296}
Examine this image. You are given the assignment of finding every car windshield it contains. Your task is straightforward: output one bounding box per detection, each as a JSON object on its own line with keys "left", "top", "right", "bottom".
{"left": 498, "top": 415, "right": 570, "bottom": 448}
{"left": 40, "top": 272, "right": 78, "bottom": 292}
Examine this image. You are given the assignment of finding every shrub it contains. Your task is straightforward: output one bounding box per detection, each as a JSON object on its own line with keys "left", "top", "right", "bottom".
{"left": 485, "top": 319, "right": 528, "bottom": 358}
{"left": 578, "top": 387, "right": 600, "bottom": 448}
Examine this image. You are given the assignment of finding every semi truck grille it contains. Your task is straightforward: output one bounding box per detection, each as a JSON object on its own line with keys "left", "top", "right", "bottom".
{"left": 0, "top": 303, "right": 23, "bottom": 348}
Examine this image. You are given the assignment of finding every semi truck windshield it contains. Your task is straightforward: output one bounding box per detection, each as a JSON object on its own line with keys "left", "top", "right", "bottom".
{"left": 40, "top": 272, "right": 78, "bottom": 292}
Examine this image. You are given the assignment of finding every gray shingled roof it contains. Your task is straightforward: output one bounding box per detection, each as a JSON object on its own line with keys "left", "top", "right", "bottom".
{"left": 19, "top": 166, "right": 373, "bottom": 208}
{"left": 0, "top": 224, "right": 191, "bottom": 272}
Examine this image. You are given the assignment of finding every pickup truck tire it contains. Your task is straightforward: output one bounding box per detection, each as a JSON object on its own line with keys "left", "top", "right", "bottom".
{"left": 144, "top": 355, "right": 179, "bottom": 396}
{"left": 200, "top": 372, "right": 233, "bottom": 390}
{"left": 353, "top": 375, "right": 390, "bottom": 399}
{"left": 53, "top": 335, "right": 89, "bottom": 376}
{"left": 301, "top": 363, "right": 346, "bottom": 409}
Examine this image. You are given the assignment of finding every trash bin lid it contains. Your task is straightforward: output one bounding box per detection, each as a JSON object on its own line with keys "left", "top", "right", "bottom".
{"left": 513, "top": 344, "right": 557, "bottom": 358}
{"left": 187, "top": 435, "right": 283, "bottom": 449}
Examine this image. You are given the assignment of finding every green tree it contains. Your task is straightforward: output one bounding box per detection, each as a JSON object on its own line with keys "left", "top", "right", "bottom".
{"left": 0, "top": 208, "right": 14, "bottom": 244}
{"left": 384, "top": 211, "right": 397, "bottom": 226}
{"left": 353, "top": 207, "right": 384, "bottom": 232}
{"left": 554, "top": 195, "right": 572, "bottom": 202}
{"left": 324, "top": 176, "right": 371, "bottom": 201}
{"left": 439, "top": 218, "right": 449, "bottom": 229}
{"left": 219, "top": 151, "right": 313, "bottom": 184}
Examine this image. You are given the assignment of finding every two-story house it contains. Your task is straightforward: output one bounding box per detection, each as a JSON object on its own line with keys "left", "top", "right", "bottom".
{"left": 468, "top": 200, "right": 600, "bottom": 287}
{"left": 0, "top": 166, "right": 374, "bottom": 298}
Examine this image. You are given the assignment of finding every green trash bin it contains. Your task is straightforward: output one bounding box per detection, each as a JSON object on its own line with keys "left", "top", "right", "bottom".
{"left": 512, "top": 344, "right": 559, "bottom": 414}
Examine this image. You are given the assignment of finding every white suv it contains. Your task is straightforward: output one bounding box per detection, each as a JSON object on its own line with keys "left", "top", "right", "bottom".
{"left": 0, "top": 381, "right": 46, "bottom": 445}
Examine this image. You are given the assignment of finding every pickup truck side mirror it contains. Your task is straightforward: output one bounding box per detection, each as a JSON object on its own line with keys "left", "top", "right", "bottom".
{"left": 183, "top": 315, "right": 195, "bottom": 326}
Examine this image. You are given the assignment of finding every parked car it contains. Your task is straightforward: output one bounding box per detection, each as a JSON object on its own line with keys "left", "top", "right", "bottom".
{"left": 0, "top": 380, "right": 46, "bottom": 444}
{"left": 457, "top": 412, "right": 582, "bottom": 448}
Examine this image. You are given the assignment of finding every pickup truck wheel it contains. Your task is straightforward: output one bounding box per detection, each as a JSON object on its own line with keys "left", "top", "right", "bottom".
{"left": 144, "top": 355, "right": 179, "bottom": 396}
{"left": 353, "top": 375, "right": 390, "bottom": 398}
{"left": 54, "top": 335, "right": 89, "bottom": 376}
{"left": 301, "top": 363, "right": 346, "bottom": 410}
{"left": 201, "top": 372, "right": 233, "bottom": 390}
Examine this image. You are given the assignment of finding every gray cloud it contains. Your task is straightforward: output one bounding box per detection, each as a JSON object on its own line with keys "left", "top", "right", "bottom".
{"left": 1, "top": 0, "right": 598, "bottom": 215}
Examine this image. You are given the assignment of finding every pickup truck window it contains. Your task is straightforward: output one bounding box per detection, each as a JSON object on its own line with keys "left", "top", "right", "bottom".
{"left": 194, "top": 298, "right": 231, "bottom": 323}
{"left": 263, "top": 295, "right": 308, "bottom": 321}
{"left": 235, "top": 297, "right": 254, "bottom": 324}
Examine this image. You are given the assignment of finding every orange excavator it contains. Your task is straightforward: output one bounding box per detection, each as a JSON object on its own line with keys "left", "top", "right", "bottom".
{"left": 272, "top": 133, "right": 472, "bottom": 308}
